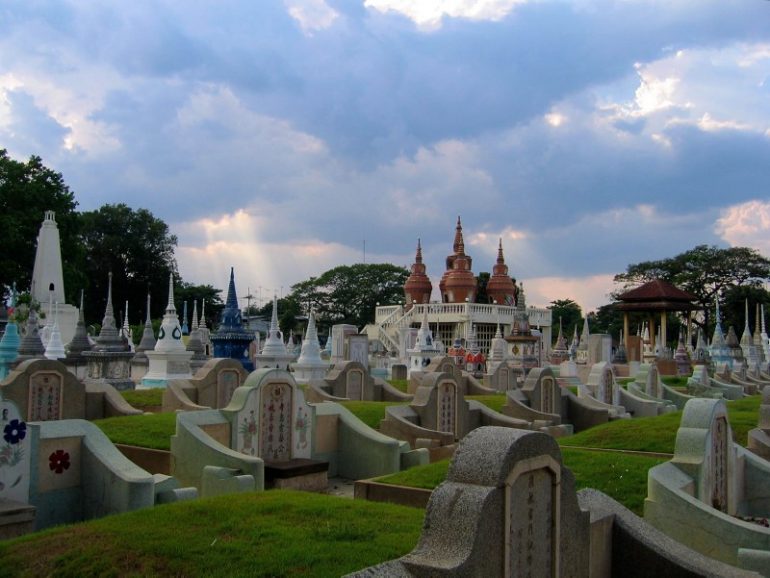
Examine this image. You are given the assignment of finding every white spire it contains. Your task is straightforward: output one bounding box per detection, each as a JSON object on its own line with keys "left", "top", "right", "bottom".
{"left": 166, "top": 273, "right": 176, "bottom": 312}
{"left": 296, "top": 310, "right": 324, "bottom": 366}
{"left": 44, "top": 303, "right": 66, "bottom": 360}
{"left": 154, "top": 273, "right": 186, "bottom": 353}
{"left": 191, "top": 300, "right": 199, "bottom": 331}
{"left": 260, "top": 295, "right": 288, "bottom": 356}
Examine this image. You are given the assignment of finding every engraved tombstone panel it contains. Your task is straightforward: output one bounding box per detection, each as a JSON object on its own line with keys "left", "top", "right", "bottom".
{"left": 436, "top": 381, "right": 456, "bottom": 436}
{"left": 541, "top": 377, "right": 555, "bottom": 414}
{"left": 710, "top": 416, "right": 728, "bottom": 512}
{"left": 348, "top": 335, "right": 369, "bottom": 369}
{"left": 499, "top": 368, "right": 508, "bottom": 391}
{"left": 346, "top": 370, "right": 363, "bottom": 400}
{"left": 602, "top": 369, "right": 613, "bottom": 405}
{"left": 260, "top": 382, "right": 293, "bottom": 461}
{"left": 216, "top": 369, "right": 240, "bottom": 408}
{"left": 648, "top": 366, "right": 660, "bottom": 398}
{"left": 506, "top": 461, "right": 560, "bottom": 578}
{"left": 28, "top": 371, "right": 63, "bottom": 422}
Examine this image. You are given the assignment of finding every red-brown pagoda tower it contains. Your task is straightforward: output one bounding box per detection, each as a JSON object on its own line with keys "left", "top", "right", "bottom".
{"left": 439, "top": 216, "right": 477, "bottom": 303}
{"left": 486, "top": 238, "right": 516, "bottom": 306}
{"left": 404, "top": 239, "right": 433, "bottom": 306}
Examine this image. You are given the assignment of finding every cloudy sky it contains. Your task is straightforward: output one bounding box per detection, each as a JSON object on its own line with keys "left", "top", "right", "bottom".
{"left": 2, "top": 0, "right": 769, "bottom": 314}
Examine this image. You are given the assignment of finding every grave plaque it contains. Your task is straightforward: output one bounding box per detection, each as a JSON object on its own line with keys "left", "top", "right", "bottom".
{"left": 28, "top": 371, "right": 63, "bottom": 421}
{"left": 602, "top": 368, "right": 614, "bottom": 405}
{"left": 216, "top": 369, "right": 240, "bottom": 408}
{"left": 711, "top": 416, "right": 728, "bottom": 512}
{"left": 506, "top": 457, "right": 560, "bottom": 578}
{"left": 541, "top": 377, "right": 555, "bottom": 414}
{"left": 260, "top": 382, "right": 292, "bottom": 461}
{"left": 437, "top": 381, "right": 456, "bottom": 435}
{"left": 346, "top": 370, "right": 363, "bottom": 400}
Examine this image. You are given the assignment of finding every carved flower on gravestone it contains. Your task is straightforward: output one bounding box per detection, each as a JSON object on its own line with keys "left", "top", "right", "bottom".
{"left": 48, "top": 450, "right": 70, "bottom": 474}
{"left": 3, "top": 419, "right": 26, "bottom": 445}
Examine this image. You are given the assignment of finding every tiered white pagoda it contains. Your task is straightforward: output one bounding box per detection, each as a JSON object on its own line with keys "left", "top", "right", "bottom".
{"left": 141, "top": 274, "right": 193, "bottom": 388}
{"left": 254, "top": 296, "right": 295, "bottom": 370}
{"left": 292, "top": 311, "right": 329, "bottom": 383}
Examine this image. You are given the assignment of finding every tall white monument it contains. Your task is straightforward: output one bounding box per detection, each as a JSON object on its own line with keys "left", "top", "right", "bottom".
{"left": 30, "top": 211, "right": 78, "bottom": 344}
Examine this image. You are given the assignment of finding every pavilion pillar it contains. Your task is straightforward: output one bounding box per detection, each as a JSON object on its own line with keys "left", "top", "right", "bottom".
{"left": 623, "top": 313, "right": 630, "bottom": 350}
{"left": 649, "top": 315, "right": 656, "bottom": 358}
{"left": 660, "top": 311, "right": 667, "bottom": 352}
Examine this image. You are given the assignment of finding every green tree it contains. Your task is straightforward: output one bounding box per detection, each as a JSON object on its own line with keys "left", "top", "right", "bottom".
{"left": 719, "top": 284, "right": 770, "bottom": 335}
{"left": 547, "top": 299, "right": 583, "bottom": 342}
{"left": 0, "top": 150, "right": 84, "bottom": 303}
{"left": 289, "top": 263, "right": 409, "bottom": 330}
{"left": 614, "top": 245, "right": 770, "bottom": 334}
{"left": 79, "top": 204, "right": 178, "bottom": 326}
{"left": 174, "top": 282, "right": 225, "bottom": 329}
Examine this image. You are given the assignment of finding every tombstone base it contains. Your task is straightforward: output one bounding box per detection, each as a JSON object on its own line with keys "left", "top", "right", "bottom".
{"left": 0, "top": 499, "right": 35, "bottom": 540}
{"left": 264, "top": 459, "right": 329, "bottom": 492}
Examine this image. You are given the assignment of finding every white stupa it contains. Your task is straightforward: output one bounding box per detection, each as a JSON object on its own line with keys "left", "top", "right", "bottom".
{"left": 44, "top": 305, "right": 66, "bottom": 360}
{"left": 31, "top": 211, "right": 78, "bottom": 344}
{"left": 292, "top": 311, "right": 329, "bottom": 383}
{"left": 407, "top": 305, "right": 441, "bottom": 377}
{"left": 254, "top": 295, "right": 295, "bottom": 370}
{"left": 141, "top": 274, "right": 193, "bottom": 388}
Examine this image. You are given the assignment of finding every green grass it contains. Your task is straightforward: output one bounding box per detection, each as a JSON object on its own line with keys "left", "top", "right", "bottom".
{"left": 661, "top": 375, "right": 689, "bottom": 388}
{"left": 338, "top": 401, "right": 406, "bottom": 430}
{"left": 120, "top": 388, "right": 164, "bottom": 411}
{"left": 388, "top": 379, "right": 409, "bottom": 393}
{"left": 559, "top": 394, "right": 760, "bottom": 454}
{"left": 93, "top": 412, "right": 177, "bottom": 451}
{"left": 562, "top": 448, "right": 665, "bottom": 515}
{"left": 0, "top": 490, "right": 423, "bottom": 578}
{"left": 376, "top": 459, "right": 451, "bottom": 490}
{"left": 466, "top": 394, "right": 507, "bottom": 413}
{"left": 375, "top": 450, "right": 665, "bottom": 516}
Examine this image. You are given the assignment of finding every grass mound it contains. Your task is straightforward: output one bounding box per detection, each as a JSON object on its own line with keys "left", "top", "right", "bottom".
{"left": 0, "top": 490, "right": 423, "bottom": 578}
{"left": 120, "top": 388, "right": 164, "bottom": 411}
{"left": 560, "top": 394, "right": 761, "bottom": 454}
{"left": 93, "top": 412, "right": 177, "bottom": 451}
{"left": 338, "top": 401, "right": 405, "bottom": 430}
{"left": 375, "top": 448, "right": 665, "bottom": 516}
{"left": 388, "top": 379, "right": 409, "bottom": 393}
{"left": 466, "top": 394, "right": 507, "bottom": 413}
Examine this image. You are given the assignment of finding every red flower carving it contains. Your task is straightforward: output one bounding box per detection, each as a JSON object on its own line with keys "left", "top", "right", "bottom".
{"left": 49, "top": 449, "right": 70, "bottom": 474}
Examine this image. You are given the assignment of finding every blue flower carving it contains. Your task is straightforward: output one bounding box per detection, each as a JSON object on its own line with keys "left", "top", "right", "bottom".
{"left": 3, "top": 419, "right": 26, "bottom": 445}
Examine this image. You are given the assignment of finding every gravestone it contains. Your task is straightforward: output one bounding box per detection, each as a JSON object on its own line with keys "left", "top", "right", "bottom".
{"left": 646, "top": 398, "right": 770, "bottom": 569}
{"left": 1, "top": 359, "right": 85, "bottom": 421}
{"left": 331, "top": 324, "right": 358, "bottom": 364}
{"left": 346, "top": 334, "right": 369, "bottom": 369}
{"left": 349, "top": 426, "right": 590, "bottom": 577}
{"left": 586, "top": 362, "right": 619, "bottom": 406}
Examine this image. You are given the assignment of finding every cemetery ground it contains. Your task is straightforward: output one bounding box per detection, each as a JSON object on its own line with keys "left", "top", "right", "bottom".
{"left": 0, "top": 386, "right": 762, "bottom": 576}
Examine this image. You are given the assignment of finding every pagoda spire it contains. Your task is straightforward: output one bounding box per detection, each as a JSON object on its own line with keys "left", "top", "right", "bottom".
{"left": 453, "top": 216, "right": 466, "bottom": 255}
{"left": 93, "top": 272, "right": 125, "bottom": 351}
{"left": 404, "top": 238, "right": 433, "bottom": 306}
{"left": 67, "top": 289, "right": 92, "bottom": 356}
{"left": 135, "top": 292, "right": 157, "bottom": 354}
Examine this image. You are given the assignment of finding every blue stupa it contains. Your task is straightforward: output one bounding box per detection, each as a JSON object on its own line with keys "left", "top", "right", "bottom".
{"left": 211, "top": 267, "right": 255, "bottom": 371}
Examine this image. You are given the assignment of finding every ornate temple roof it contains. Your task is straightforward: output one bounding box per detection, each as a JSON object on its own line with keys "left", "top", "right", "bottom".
{"left": 404, "top": 239, "right": 433, "bottom": 306}
{"left": 486, "top": 238, "right": 516, "bottom": 306}
{"left": 615, "top": 279, "right": 698, "bottom": 312}
{"left": 439, "top": 216, "right": 477, "bottom": 304}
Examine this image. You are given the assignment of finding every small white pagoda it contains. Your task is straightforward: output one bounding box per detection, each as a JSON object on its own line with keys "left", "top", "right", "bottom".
{"left": 254, "top": 295, "right": 295, "bottom": 370}
{"left": 292, "top": 311, "right": 329, "bottom": 383}
{"left": 141, "top": 274, "right": 193, "bottom": 388}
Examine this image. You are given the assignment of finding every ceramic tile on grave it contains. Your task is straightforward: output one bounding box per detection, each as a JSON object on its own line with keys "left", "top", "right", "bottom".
{"left": 0, "top": 400, "right": 31, "bottom": 503}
